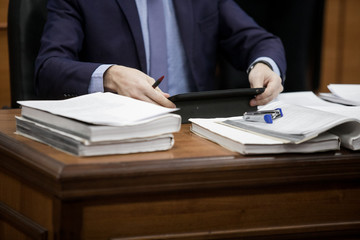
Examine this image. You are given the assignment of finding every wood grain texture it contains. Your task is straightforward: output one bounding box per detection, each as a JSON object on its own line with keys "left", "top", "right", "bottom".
{"left": 0, "top": 202, "right": 48, "bottom": 240}
{"left": 341, "top": 0, "right": 360, "bottom": 84}
{"left": 0, "top": 0, "right": 10, "bottom": 108}
{"left": 320, "top": 0, "right": 360, "bottom": 92}
{"left": 320, "top": 0, "right": 343, "bottom": 92}
{"left": 0, "top": 29, "right": 10, "bottom": 108}
{"left": 0, "top": 170, "right": 54, "bottom": 240}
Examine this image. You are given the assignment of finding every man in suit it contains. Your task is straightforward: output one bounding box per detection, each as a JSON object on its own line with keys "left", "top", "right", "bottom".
{"left": 35, "top": 0, "right": 286, "bottom": 108}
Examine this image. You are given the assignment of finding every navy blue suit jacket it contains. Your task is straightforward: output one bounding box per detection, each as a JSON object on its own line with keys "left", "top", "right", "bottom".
{"left": 35, "top": 0, "right": 286, "bottom": 99}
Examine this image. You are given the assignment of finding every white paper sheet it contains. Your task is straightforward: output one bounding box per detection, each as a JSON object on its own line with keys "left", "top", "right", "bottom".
{"left": 328, "top": 84, "right": 360, "bottom": 105}
{"left": 18, "top": 92, "right": 178, "bottom": 126}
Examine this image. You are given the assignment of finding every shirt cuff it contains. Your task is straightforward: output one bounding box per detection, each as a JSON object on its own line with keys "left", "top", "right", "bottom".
{"left": 248, "top": 57, "right": 281, "bottom": 79}
{"left": 88, "top": 64, "right": 114, "bottom": 93}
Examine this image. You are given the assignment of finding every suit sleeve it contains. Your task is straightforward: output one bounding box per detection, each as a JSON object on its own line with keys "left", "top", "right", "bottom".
{"left": 35, "top": 0, "right": 101, "bottom": 99}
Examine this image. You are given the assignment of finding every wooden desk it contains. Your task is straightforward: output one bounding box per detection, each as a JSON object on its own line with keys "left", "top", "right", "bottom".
{"left": 1, "top": 109, "right": 360, "bottom": 240}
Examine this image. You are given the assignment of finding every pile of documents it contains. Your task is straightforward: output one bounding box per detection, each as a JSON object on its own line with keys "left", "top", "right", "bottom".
{"left": 16, "top": 92, "right": 181, "bottom": 156}
{"left": 190, "top": 91, "right": 360, "bottom": 155}
{"left": 319, "top": 84, "right": 360, "bottom": 106}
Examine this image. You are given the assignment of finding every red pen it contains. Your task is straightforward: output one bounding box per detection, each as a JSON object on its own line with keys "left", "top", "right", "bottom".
{"left": 152, "top": 75, "right": 164, "bottom": 88}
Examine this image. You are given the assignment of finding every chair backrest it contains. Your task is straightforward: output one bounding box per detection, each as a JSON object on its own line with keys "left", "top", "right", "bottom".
{"left": 219, "top": 0, "right": 325, "bottom": 92}
{"left": 236, "top": 0, "right": 325, "bottom": 92}
{"left": 8, "top": 0, "right": 47, "bottom": 108}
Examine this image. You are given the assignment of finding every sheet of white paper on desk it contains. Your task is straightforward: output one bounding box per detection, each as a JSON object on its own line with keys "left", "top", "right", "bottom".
{"left": 310, "top": 106, "right": 360, "bottom": 121}
{"left": 328, "top": 84, "right": 360, "bottom": 105}
{"left": 274, "top": 91, "right": 337, "bottom": 107}
{"left": 274, "top": 91, "right": 360, "bottom": 121}
{"left": 318, "top": 92, "right": 358, "bottom": 106}
{"left": 17, "top": 92, "right": 178, "bottom": 126}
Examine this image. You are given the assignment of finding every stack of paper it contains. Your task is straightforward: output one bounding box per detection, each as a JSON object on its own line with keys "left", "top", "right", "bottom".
{"left": 16, "top": 92, "right": 181, "bottom": 156}
{"left": 190, "top": 99, "right": 360, "bottom": 155}
{"left": 319, "top": 84, "right": 360, "bottom": 106}
{"left": 190, "top": 117, "right": 340, "bottom": 155}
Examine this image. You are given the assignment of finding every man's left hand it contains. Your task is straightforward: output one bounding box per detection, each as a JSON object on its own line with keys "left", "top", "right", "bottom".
{"left": 248, "top": 62, "right": 283, "bottom": 106}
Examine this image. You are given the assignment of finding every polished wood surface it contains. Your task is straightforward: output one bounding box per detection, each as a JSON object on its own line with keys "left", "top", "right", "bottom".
{"left": 1, "top": 109, "right": 360, "bottom": 240}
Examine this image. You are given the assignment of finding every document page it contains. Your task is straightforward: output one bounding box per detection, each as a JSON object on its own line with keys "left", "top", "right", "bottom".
{"left": 276, "top": 91, "right": 360, "bottom": 120}
{"left": 275, "top": 91, "right": 336, "bottom": 107}
{"left": 328, "top": 84, "right": 360, "bottom": 105}
{"left": 18, "top": 92, "right": 178, "bottom": 126}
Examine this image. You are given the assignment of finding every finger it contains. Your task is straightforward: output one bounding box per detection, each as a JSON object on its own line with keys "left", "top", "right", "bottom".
{"left": 151, "top": 82, "right": 172, "bottom": 103}
{"left": 153, "top": 85, "right": 166, "bottom": 94}
{"left": 250, "top": 81, "right": 283, "bottom": 106}
{"left": 154, "top": 89, "right": 171, "bottom": 99}
{"left": 128, "top": 89, "right": 173, "bottom": 108}
{"left": 251, "top": 93, "right": 274, "bottom": 106}
{"left": 140, "top": 95, "right": 160, "bottom": 105}
{"left": 152, "top": 92, "right": 176, "bottom": 108}
{"left": 144, "top": 87, "right": 176, "bottom": 108}
{"left": 152, "top": 95, "right": 176, "bottom": 108}
{"left": 162, "top": 92, "right": 171, "bottom": 98}
{"left": 256, "top": 84, "right": 275, "bottom": 101}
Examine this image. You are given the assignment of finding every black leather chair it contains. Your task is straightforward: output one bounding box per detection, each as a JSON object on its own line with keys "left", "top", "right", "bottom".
{"left": 219, "top": 0, "right": 325, "bottom": 92}
{"left": 7, "top": 0, "right": 47, "bottom": 108}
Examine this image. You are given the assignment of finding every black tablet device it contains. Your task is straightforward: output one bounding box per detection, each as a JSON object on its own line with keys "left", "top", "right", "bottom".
{"left": 168, "top": 88, "right": 265, "bottom": 123}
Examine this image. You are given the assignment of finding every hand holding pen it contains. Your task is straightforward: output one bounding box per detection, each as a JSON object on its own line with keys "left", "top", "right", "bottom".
{"left": 103, "top": 66, "right": 174, "bottom": 108}
{"left": 151, "top": 75, "right": 175, "bottom": 108}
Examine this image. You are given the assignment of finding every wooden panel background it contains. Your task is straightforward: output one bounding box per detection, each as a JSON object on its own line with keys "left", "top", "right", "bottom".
{"left": 320, "top": 0, "right": 360, "bottom": 92}
{"left": 341, "top": 0, "right": 360, "bottom": 85}
{"left": 0, "top": 0, "right": 359, "bottom": 108}
{"left": 0, "top": 0, "right": 10, "bottom": 108}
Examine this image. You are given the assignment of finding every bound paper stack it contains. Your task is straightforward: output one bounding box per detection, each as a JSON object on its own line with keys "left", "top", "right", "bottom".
{"left": 190, "top": 98, "right": 360, "bottom": 155}
{"left": 16, "top": 92, "right": 181, "bottom": 156}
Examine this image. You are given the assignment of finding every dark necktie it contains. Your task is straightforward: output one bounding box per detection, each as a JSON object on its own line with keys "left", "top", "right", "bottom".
{"left": 148, "top": 0, "right": 168, "bottom": 92}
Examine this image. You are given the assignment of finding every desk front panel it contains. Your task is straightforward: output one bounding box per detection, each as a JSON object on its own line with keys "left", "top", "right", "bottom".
{"left": 1, "top": 109, "right": 360, "bottom": 240}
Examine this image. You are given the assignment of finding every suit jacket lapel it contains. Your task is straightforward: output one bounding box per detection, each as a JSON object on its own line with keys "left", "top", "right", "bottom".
{"left": 172, "top": 0, "right": 194, "bottom": 66}
{"left": 115, "top": 0, "right": 147, "bottom": 72}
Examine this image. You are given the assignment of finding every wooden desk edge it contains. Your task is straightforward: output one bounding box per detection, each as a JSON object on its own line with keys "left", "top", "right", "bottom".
{"left": 1, "top": 109, "right": 360, "bottom": 200}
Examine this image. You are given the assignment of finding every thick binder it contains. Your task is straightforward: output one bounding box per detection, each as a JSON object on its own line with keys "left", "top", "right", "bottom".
{"left": 169, "top": 88, "right": 265, "bottom": 123}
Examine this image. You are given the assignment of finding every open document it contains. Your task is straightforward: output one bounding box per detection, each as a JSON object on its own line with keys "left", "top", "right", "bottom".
{"left": 276, "top": 91, "right": 360, "bottom": 150}
{"left": 221, "top": 101, "right": 360, "bottom": 150}
{"left": 190, "top": 94, "right": 360, "bottom": 154}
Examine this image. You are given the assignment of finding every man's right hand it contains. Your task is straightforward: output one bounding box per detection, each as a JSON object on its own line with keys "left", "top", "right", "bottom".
{"left": 103, "top": 65, "right": 176, "bottom": 108}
